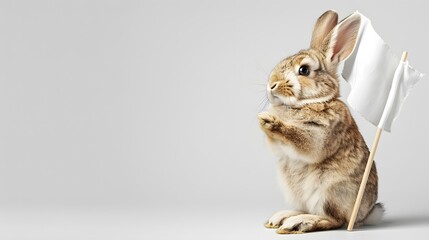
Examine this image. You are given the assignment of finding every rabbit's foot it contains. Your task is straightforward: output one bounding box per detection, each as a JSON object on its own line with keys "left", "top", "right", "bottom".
{"left": 276, "top": 214, "right": 341, "bottom": 234}
{"left": 264, "top": 210, "right": 303, "bottom": 229}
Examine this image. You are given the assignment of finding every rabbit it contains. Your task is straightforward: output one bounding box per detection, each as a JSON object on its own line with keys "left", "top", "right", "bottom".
{"left": 258, "top": 10, "right": 384, "bottom": 234}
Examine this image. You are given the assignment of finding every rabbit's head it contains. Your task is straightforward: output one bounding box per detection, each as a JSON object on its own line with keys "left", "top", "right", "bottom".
{"left": 267, "top": 11, "right": 360, "bottom": 107}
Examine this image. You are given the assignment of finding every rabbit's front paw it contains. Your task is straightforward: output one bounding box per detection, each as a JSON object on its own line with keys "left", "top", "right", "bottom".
{"left": 258, "top": 112, "right": 280, "bottom": 131}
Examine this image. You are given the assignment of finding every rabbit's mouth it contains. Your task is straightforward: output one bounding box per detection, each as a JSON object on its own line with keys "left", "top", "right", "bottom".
{"left": 267, "top": 93, "right": 281, "bottom": 105}
{"left": 267, "top": 80, "right": 301, "bottom": 107}
{"left": 267, "top": 90, "right": 299, "bottom": 107}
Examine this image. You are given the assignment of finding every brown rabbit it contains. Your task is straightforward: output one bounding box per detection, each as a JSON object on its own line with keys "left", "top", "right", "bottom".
{"left": 258, "top": 10, "right": 383, "bottom": 234}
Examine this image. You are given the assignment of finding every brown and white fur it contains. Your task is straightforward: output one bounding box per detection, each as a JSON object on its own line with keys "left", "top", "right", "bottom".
{"left": 258, "top": 10, "right": 383, "bottom": 234}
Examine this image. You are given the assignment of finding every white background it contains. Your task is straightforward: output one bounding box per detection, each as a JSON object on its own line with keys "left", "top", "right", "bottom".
{"left": 1, "top": 0, "right": 429, "bottom": 239}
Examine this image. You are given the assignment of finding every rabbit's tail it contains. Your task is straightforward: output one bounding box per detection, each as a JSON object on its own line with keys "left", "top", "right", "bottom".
{"left": 363, "top": 203, "right": 385, "bottom": 225}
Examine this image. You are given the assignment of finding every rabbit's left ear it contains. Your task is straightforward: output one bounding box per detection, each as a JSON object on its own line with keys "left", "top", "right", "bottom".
{"left": 311, "top": 10, "right": 338, "bottom": 49}
{"left": 323, "top": 12, "right": 361, "bottom": 64}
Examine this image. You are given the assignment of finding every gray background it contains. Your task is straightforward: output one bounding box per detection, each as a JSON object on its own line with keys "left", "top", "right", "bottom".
{"left": 0, "top": 0, "right": 428, "bottom": 239}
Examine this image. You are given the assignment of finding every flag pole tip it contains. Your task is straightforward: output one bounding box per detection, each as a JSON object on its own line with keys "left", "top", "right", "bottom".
{"left": 401, "top": 51, "right": 408, "bottom": 62}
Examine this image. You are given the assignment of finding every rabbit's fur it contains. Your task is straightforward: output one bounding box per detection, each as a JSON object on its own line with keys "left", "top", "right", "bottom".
{"left": 258, "top": 10, "right": 382, "bottom": 234}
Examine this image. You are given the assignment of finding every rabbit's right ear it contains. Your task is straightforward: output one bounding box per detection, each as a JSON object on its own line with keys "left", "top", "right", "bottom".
{"left": 323, "top": 12, "right": 361, "bottom": 64}
{"left": 310, "top": 10, "right": 339, "bottom": 49}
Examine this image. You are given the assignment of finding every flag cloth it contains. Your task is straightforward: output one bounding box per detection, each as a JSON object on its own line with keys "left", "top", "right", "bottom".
{"left": 341, "top": 12, "right": 424, "bottom": 132}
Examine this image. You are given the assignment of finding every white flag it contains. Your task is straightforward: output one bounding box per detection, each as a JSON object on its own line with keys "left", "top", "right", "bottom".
{"left": 342, "top": 12, "right": 423, "bottom": 132}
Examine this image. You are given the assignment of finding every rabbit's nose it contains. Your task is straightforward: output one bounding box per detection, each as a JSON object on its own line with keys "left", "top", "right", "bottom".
{"left": 270, "top": 82, "right": 278, "bottom": 90}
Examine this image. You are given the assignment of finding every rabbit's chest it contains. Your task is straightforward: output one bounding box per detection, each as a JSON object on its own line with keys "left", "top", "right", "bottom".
{"left": 278, "top": 161, "right": 330, "bottom": 215}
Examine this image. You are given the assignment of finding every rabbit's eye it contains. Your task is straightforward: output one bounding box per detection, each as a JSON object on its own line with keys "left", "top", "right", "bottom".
{"left": 299, "top": 65, "right": 310, "bottom": 76}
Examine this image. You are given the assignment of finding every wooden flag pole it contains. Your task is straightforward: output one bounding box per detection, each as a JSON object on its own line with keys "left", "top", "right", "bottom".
{"left": 347, "top": 127, "right": 383, "bottom": 231}
{"left": 347, "top": 51, "right": 409, "bottom": 231}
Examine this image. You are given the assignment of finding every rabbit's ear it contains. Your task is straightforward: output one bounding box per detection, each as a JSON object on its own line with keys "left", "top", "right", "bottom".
{"left": 310, "top": 10, "right": 338, "bottom": 49}
{"left": 323, "top": 12, "right": 361, "bottom": 64}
